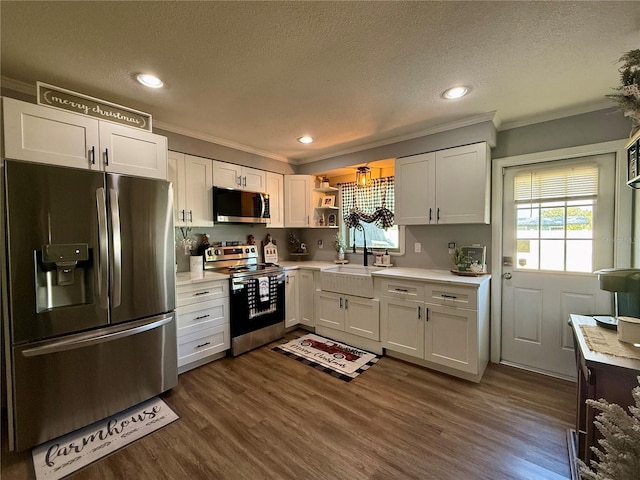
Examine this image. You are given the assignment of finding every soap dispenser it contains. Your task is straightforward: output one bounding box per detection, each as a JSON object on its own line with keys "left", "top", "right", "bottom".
{"left": 382, "top": 249, "right": 391, "bottom": 265}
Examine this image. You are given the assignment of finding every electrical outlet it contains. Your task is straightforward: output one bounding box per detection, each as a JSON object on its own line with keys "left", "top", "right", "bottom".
{"left": 448, "top": 242, "right": 456, "bottom": 254}
{"left": 414, "top": 242, "right": 421, "bottom": 253}
{"left": 317, "top": 239, "right": 323, "bottom": 249}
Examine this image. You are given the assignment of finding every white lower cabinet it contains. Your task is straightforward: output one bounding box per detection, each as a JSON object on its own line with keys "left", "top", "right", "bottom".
{"left": 299, "top": 269, "right": 317, "bottom": 327}
{"left": 317, "top": 291, "right": 380, "bottom": 341}
{"left": 285, "top": 270, "right": 299, "bottom": 328}
{"left": 379, "top": 276, "right": 489, "bottom": 382}
{"left": 176, "top": 278, "right": 230, "bottom": 373}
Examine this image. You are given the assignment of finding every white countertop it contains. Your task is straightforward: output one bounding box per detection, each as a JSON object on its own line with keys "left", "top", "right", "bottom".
{"left": 371, "top": 267, "right": 490, "bottom": 286}
{"left": 278, "top": 261, "right": 335, "bottom": 270}
{"left": 277, "top": 261, "right": 490, "bottom": 285}
{"left": 176, "top": 271, "right": 229, "bottom": 285}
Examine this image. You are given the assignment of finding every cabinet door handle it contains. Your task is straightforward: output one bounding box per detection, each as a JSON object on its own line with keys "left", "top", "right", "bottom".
{"left": 339, "top": 297, "right": 343, "bottom": 309}
{"left": 426, "top": 307, "right": 429, "bottom": 321}
{"left": 194, "top": 314, "right": 210, "bottom": 321}
{"left": 418, "top": 305, "right": 421, "bottom": 319}
{"left": 437, "top": 207, "right": 440, "bottom": 221}
{"left": 195, "top": 341, "right": 211, "bottom": 349}
{"left": 194, "top": 291, "right": 210, "bottom": 296}
{"left": 180, "top": 209, "right": 186, "bottom": 222}
{"left": 189, "top": 210, "right": 193, "bottom": 222}
{"left": 429, "top": 208, "right": 432, "bottom": 222}
{"left": 90, "top": 146, "right": 96, "bottom": 165}
{"left": 345, "top": 298, "right": 348, "bottom": 310}
{"left": 104, "top": 148, "right": 109, "bottom": 166}
{"left": 237, "top": 175, "right": 242, "bottom": 186}
{"left": 243, "top": 176, "right": 247, "bottom": 187}
{"left": 286, "top": 275, "right": 289, "bottom": 284}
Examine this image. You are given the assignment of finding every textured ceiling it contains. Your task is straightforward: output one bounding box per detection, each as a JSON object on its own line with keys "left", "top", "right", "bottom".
{"left": 1, "top": 1, "right": 638, "bottom": 164}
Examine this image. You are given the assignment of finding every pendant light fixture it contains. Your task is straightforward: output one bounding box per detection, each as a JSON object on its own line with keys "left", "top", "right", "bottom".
{"left": 355, "top": 166, "right": 372, "bottom": 188}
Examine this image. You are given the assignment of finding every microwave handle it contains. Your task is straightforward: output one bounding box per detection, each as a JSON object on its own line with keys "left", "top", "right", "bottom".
{"left": 260, "top": 194, "right": 266, "bottom": 218}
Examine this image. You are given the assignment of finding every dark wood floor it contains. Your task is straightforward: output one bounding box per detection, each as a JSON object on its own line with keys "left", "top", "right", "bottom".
{"left": 2, "top": 331, "right": 576, "bottom": 479}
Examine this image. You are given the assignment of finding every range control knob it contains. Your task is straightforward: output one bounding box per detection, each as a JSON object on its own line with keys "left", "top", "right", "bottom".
{"left": 214, "top": 249, "right": 221, "bottom": 256}
{"left": 250, "top": 247, "right": 256, "bottom": 253}
{"left": 245, "top": 248, "right": 250, "bottom": 253}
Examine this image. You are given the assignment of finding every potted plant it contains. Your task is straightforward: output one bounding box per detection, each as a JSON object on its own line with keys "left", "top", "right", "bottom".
{"left": 606, "top": 49, "right": 640, "bottom": 136}
{"left": 452, "top": 247, "right": 468, "bottom": 271}
{"left": 332, "top": 232, "right": 347, "bottom": 261}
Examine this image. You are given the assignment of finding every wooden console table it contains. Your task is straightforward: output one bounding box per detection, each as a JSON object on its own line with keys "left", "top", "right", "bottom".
{"left": 568, "top": 314, "right": 640, "bottom": 477}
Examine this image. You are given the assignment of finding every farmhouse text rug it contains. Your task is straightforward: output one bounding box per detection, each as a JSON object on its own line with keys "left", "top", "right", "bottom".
{"left": 273, "top": 333, "right": 379, "bottom": 382}
{"left": 32, "top": 397, "right": 178, "bottom": 480}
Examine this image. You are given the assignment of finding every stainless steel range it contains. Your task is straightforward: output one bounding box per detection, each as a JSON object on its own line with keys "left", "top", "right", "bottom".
{"left": 204, "top": 245, "right": 285, "bottom": 356}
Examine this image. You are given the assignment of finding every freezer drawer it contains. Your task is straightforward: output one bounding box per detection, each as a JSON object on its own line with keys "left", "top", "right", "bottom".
{"left": 9, "top": 313, "right": 177, "bottom": 451}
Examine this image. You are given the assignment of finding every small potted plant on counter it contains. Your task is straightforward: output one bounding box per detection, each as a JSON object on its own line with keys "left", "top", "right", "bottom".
{"left": 332, "top": 232, "right": 347, "bottom": 262}
{"left": 452, "top": 247, "right": 468, "bottom": 272}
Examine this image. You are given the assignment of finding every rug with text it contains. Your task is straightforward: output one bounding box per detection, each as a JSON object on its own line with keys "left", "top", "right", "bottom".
{"left": 32, "top": 396, "right": 179, "bottom": 480}
{"left": 273, "top": 333, "right": 379, "bottom": 382}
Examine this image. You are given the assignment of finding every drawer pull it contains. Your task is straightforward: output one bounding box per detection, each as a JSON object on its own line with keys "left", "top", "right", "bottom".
{"left": 440, "top": 294, "right": 458, "bottom": 299}
{"left": 195, "top": 341, "right": 211, "bottom": 349}
{"left": 194, "top": 314, "right": 210, "bottom": 321}
{"left": 194, "top": 291, "right": 210, "bottom": 296}
{"left": 394, "top": 288, "right": 409, "bottom": 293}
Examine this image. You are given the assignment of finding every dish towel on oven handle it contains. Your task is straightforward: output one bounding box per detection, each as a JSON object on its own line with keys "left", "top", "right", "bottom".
{"left": 258, "top": 276, "right": 270, "bottom": 303}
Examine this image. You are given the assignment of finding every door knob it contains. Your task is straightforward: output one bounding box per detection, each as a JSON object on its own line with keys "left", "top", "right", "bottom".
{"left": 503, "top": 272, "right": 512, "bottom": 279}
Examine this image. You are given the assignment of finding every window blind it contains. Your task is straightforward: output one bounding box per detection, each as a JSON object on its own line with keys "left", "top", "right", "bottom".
{"left": 514, "top": 164, "right": 599, "bottom": 202}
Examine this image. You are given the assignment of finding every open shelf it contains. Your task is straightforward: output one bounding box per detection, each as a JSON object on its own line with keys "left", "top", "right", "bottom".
{"left": 314, "top": 186, "right": 339, "bottom": 193}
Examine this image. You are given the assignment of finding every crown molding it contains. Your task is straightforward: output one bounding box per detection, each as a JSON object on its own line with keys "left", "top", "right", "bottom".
{"left": 153, "top": 120, "right": 289, "bottom": 163}
{"left": 1, "top": 76, "right": 36, "bottom": 95}
{"left": 292, "top": 111, "right": 499, "bottom": 165}
{"left": 499, "top": 100, "right": 615, "bottom": 131}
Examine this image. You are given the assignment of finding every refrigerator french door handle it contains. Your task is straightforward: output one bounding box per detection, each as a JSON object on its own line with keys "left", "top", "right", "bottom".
{"left": 21, "top": 314, "right": 173, "bottom": 357}
{"left": 96, "top": 187, "right": 109, "bottom": 309}
{"left": 110, "top": 188, "right": 122, "bottom": 308}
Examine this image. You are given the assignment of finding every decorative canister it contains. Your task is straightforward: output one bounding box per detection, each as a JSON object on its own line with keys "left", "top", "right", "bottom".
{"left": 189, "top": 255, "right": 204, "bottom": 279}
{"left": 617, "top": 316, "right": 640, "bottom": 344}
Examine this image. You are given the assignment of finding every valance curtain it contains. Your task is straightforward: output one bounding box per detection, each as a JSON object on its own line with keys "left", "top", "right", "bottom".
{"left": 339, "top": 177, "right": 395, "bottom": 229}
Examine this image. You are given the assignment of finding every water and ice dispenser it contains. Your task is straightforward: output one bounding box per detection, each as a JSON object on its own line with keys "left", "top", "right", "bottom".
{"left": 35, "top": 243, "right": 92, "bottom": 312}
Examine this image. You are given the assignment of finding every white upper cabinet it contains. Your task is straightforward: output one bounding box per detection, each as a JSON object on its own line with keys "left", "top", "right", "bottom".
{"left": 2, "top": 97, "right": 167, "bottom": 179}
{"left": 212, "top": 160, "right": 266, "bottom": 191}
{"left": 394, "top": 152, "right": 436, "bottom": 224}
{"left": 395, "top": 142, "right": 490, "bottom": 225}
{"left": 167, "top": 151, "right": 214, "bottom": 227}
{"left": 265, "top": 171, "right": 284, "bottom": 228}
{"left": 99, "top": 121, "right": 167, "bottom": 179}
{"left": 284, "top": 174, "right": 314, "bottom": 228}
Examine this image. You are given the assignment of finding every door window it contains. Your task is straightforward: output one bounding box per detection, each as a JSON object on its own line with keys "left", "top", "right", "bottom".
{"left": 513, "top": 164, "right": 599, "bottom": 273}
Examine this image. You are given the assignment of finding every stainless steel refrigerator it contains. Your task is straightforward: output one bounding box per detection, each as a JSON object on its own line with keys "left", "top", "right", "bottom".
{"left": 3, "top": 160, "right": 177, "bottom": 451}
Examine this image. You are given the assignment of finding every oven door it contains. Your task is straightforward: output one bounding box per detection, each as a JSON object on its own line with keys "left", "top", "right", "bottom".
{"left": 230, "top": 273, "right": 285, "bottom": 338}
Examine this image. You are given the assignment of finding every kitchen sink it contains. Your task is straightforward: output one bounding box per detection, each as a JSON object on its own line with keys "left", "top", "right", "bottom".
{"left": 320, "top": 265, "right": 383, "bottom": 298}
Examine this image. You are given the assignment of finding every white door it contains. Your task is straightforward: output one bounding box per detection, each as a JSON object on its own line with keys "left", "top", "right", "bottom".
{"left": 241, "top": 167, "right": 266, "bottom": 191}
{"left": 167, "top": 151, "right": 187, "bottom": 226}
{"left": 184, "top": 155, "right": 214, "bottom": 227}
{"left": 316, "top": 291, "right": 344, "bottom": 330}
{"left": 284, "top": 175, "right": 312, "bottom": 228}
{"left": 212, "top": 161, "right": 242, "bottom": 188}
{"left": 265, "top": 172, "right": 284, "bottom": 228}
{"left": 99, "top": 122, "right": 167, "bottom": 179}
{"left": 284, "top": 271, "right": 299, "bottom": 328}
{"left": 345, "top": 297, "right": 380, "bottom": 341}
{"left": 501, "top": 155, "right": 615, "bottom": 378}
{"left": 394, "top": 152, "right": 435, "bottom": 224}
{"left": 380, "top": 297, "right": 424, "bottom": 358}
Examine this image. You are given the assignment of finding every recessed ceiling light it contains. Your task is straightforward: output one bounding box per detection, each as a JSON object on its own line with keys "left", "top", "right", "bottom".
{"left": 136, "top": 74, "right": 163, "bottom": 88}
{"left": 298, "top": 136, "right": 314, "bottom": 144}
{"left": 442, "top": 86, "right": 470, "bottom": 99}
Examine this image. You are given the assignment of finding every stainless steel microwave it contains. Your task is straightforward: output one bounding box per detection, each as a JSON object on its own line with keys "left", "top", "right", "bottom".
{"left": 213, "top": 187, "right": 270, "bottom": 224}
